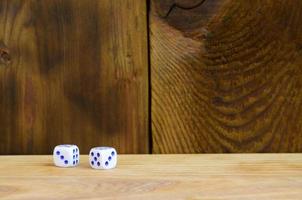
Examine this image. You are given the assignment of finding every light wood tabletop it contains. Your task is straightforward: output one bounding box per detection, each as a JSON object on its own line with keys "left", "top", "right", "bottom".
{"left": 0, "top": 154, "right": 301, "bottom": 199}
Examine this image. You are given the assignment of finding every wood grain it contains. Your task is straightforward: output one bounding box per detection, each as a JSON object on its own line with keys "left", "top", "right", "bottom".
{"left": 0, "top": 0, "right": 149, "bottom": 154}
{"left": 151, "top": 0, "right": 302, "bottom": 153}
{"left": 0, "top": 154, "right": 302, "bottom": 199}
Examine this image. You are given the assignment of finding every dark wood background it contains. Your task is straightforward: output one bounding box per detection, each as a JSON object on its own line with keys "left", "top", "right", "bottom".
{"left": 0, "top": 0, "right": 149, "bottom": 154}
{"left": 1, "top": 0, "right": 302, "bottom": 154}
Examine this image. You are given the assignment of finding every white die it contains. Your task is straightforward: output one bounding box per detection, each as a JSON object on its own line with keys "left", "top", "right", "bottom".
{"left": 89, "top": 147, "right": 117, "bottom": 169}
{"left": 53, "top": 144, "right": 80, "bottom": 167}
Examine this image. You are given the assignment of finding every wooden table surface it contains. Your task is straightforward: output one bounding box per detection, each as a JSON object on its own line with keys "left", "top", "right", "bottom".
{"left": 0, "top": 154, "right": 302, "bottom": 199}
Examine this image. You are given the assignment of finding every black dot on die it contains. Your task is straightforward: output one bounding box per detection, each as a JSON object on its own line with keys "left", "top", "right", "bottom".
{"left": 56, "top": 151, "right": 60, "bottom": 155}
{"left": 91, "top": 161, "right": 94, "bottom": 165}
{"left": 94, "top": 157, "right": 97, "bottom": 161}
{"left": 60, "top": 155, "right": 64, "bottom": 160}
{"left": 97, "top": 153, "right": 100, "bottom": 157}
{"left": 91, "top": 152, "right": 94, "bottom": 156}
{"left": 64, "top": 160, "right": 68, "bottom": 164}
{"left": 97, "top": 162, "right": 100, "bottom": 166}
{"left": 111, "top": 151, "right": 115, "bottom": 156}
{"left": 105, "top": 161, "right": 109, "bottom": 166}
{"left": 108, "top": 156, "right": 112, "bottom": 161}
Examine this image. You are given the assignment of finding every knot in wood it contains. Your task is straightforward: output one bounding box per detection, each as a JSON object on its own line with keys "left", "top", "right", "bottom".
{"left": 0, "top": 48, "right": 11, "bottom": 65}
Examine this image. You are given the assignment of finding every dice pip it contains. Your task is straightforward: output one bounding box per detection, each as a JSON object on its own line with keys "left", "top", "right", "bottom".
{"left": 89, "top": 147, "right": 117, "bottom": 169}
{"left": 53, "top": 144, "right": 80, "bottom": 167}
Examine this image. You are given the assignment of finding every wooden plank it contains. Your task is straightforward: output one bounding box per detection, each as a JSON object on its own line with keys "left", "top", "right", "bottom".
{"left": 0, "top": 154, "right": 302, "bottom": 199}
{"left": 0, "top": 0, "right": 149, "bottom": 154}
{"left": 150, "top": 0, "right": 302, "bottom": 153}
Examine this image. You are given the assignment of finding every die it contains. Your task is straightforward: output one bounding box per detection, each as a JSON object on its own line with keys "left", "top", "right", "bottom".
{"left": 53, "top": 144, "right": 80, "bottom": 167}
{"left": 89, "top": 147, "right": 117, "bottom": 169}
